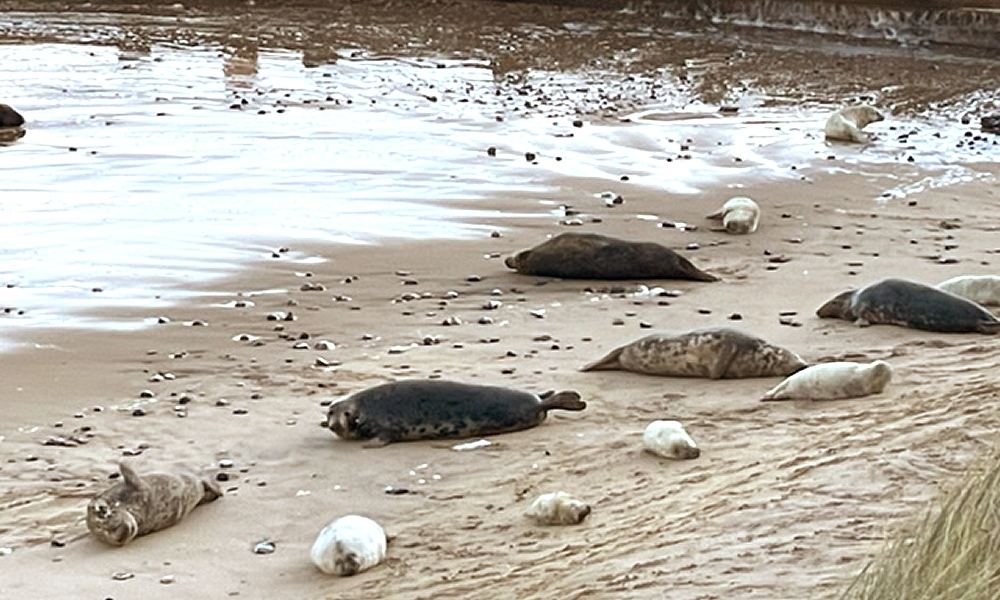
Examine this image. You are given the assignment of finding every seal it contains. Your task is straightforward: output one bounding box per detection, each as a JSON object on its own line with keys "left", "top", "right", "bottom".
{"left": 86, "top": 461, "right": 222, "bottom": 546}
{"left": 324, "top": 379, "right": 586, "bottom": 447}
{"left": 824, "top": 105, "right": 884, "bottom": 142}
{"left": 816, "top": 278, "right": 1000, "bottom": 334}
{"left": 504, "top": 232, "right": 717, "bottom": 281}
{"left": 526, "top": 492, "right": 591, "bottom": 525}
{"left": 938, "top": 275, "right": 1000, "bottom": 307}
{"left": 705, "top": 196, "right": 760, "bottom": 234}
{"left": 0, "top": 103, "right": 25, "bottom": 142}
{"left": 761, "top": 360, "right": 892, "bottom": 401}
{"left": 580, "top": 327, "right": 807, "bottom": 379}
{"left": 643, "top": 420, "right": 700, "bottom": 459}
{"left": 311, "top": 515, "right": 387, "bottom": 576}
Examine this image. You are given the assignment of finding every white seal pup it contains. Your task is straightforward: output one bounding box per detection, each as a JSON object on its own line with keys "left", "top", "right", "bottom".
{"left": 705, "top": 196, "right": 760, "bottom": 234}
{"left": 311, "top": 515, "right": 387, "bottom": 576}
{"left": 526, "top": 492, "right": 591, "bottom": 525}
{"left": 86, "top": 461, "right": 222, "bottom": 546}
{"left": 761, "top": 360, "right": 892, "bottom": 401}
{"left": 581, "top": 327, "right": 807, "bottom": 379}
{"left": 824, "top": 105, "right": 884, "bottom": 143}
{"left": 642, "top": 420, "right": 700, "bottom": 459}
{"left": 937, "top": 275, "right": 1000, "bottom": 307}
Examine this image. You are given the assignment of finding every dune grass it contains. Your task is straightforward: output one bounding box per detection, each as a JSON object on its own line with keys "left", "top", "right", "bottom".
{"left": 840, "top": 453, "right": 1000, "bottom": 600}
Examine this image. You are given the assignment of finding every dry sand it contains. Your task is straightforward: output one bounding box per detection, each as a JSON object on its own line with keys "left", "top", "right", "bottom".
{"left": 3, "top": 162, "right": 1000, "bottom": 599}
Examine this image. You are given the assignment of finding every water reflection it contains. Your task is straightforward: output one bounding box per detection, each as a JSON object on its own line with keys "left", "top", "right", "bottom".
{"left": 0, "top": 0, "right": 998, "bottom": 339}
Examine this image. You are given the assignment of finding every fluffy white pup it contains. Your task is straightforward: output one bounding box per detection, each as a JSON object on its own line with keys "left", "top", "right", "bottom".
{"left": 311, "top": 515, "right": 387, "bottom": 576}
{"left": 938, "top": 275, "right": 1000, "bottom": 307}
{"left": 642, "top": 420, "right": 700, "bottom": 460}
{"left": 706, "top": 196, "right": 760, "bottom": 234}
{"left": 761, "top": 360, "right": 892, "bottom": 401}
{"left": 526, "top": 492, "right": 591, "bottom": 525}
{"left": 824, "top": 105, "right": 884, "bottom": 142}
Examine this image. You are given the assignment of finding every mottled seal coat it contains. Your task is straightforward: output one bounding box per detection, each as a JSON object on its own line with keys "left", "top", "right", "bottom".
{"left": 824, "top": 105, "right": 884, "bottom": 142}
{"left": 643, "top": 420, "right": 700, "bottom": 459}
{"left": 526, "top": 492, "right": 591, "bottom": 525}
{"left": 938, "top": 275, "right": 1000, "bottom": 307}
{"left": 580, "top": 327, "right": 807, "bottom": 379}
{"left": 324, "top": 379, "right": 586, "bottom": 447}
{"left": 816, "top": 278, "right": 1000, "bottom": 334}
{"left": 504, "top": 232, "right": 717, "bottom": 281}
{"left": 706, "top": 196, "right": 760, "bottom": 234}
{"left": 86, "top": 461, "right": 222, "bottom": 546}
{"left": 311, "top": 515, "right": 387, "bottom": 576}
{"left": 761, "top": 360, "right": 892, "bottom": 401}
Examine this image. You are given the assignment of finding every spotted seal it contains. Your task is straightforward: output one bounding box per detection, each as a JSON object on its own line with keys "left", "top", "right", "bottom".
{"left": 824, "top": 105, "right": 884, "bottom": 143}
{"left": 504, "top": 232, "right": 717, "bottom": 281}
{"left": 643, "top": 420, "right": 700, "bottom": 459}
{"left": 86, "top": 461, "right": 222, "bottom": 546}
{"left": 526, "top": 492, "right": 591, "bottom": 525}
{"left": 937, "top": 275, "right": 1000, "bottom": 307}
{"left": 580, "top": 327, "right": 807, "bottom": 379}
{"left": 706, "top": 196, "right": 760, "bottom": 234}
{"left": 311, "top": 515, "right": 387, "bottom": 576}
{"left": 324, "top": 379, "right": 586, "bottom": 447}
{"left": 761, "top": 360, "right": 892, "bottom": 401}
{"left": 816, "top": 278, "right": 1000, "bottom": 334}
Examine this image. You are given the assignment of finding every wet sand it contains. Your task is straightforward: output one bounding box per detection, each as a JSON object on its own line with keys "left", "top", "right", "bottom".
{"left": 4, "top": 163, "right": 1000, "bottom": 599}
{"left": 3, "top": 1, "right": 1000, "bottom": 598}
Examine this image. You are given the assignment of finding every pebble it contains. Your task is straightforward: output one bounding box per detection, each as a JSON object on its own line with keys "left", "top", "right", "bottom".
{"left": 314, "top": 340, "right": 335, "bottom": 350}
{"left": 160, "top": 575, "right": 175, "bottom": 585}
{"left": 252, "top": 541, "right": 276, "bottom": 555}
{"left": 483, "top": 300, "right": 502, "bottom": 310}
{"left": 112, "top": 572, "right": 135, "bottom": 581}
{"left": 138, "top": 390, "right": 155, "bottom": 398}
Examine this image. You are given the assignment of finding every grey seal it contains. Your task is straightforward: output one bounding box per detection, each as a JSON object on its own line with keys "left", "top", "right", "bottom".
{"left": 504, "top": 232, "right": 717, "bottom": 281}
{"left": 324, "top": 379, "right": 586, "bottom": 447}
{"left": 761, "top": 360, "right": 892, "bottom": 401}
{"left": 580, "top": 327, "right": 807, "bottom": 378}
{"left": 705, "top": 196, "right": 760, "bottom": 234}
{"left": 0, "top": 103, "right": 25, "bottom": 142}
{"left": 816, "top": 278, "right": 1000, "bottom": 334}
{"left": 824, "top": 105, "right": 883, "bottom": 143}
{"left": 86, "top": 461, "right": 222, "bottom": 546}
{"left": 937, "top": 275, "right": 1000, "bottom": 307}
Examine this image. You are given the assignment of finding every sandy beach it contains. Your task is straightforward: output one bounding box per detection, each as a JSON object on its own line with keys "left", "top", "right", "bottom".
{"left": 3, "top": 0, "right": 1000, "bottom": 598}
{"left": 4, "top": 160, "right": 1000, "bottom": 599}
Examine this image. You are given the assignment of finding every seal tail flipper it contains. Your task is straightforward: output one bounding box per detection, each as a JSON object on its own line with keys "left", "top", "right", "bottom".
{"left": 539, "top": 391, "right": 586, "bottom": 412}
{"left": 580, "top": 347, "right": 624, "bottom": 372}
{"left": 705, "top": 208, "right": 724, "bottom": 220}
{"left": 689, "top": 266, "right": 719, "bottom": 282}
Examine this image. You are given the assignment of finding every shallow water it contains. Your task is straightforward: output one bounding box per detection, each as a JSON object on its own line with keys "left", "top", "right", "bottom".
{"left": 1, "top": 0, "right": 999, "bottom": 340}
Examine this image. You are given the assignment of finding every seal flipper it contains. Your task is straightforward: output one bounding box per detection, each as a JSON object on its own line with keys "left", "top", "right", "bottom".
{"left": 362, "top": 435, "right": 394, "bottom": 449}
{"left": 538, "top": 391, "right": 586, "bottom": 412}
{"left": 200, "top": 475, "right": 223, "bottom": 503}
{"left": 580, "top": 347, "right": 624, "bottom": 372}
{"left": 977, "top": 321, "right": 1000, "bottom": 335}
{"left": 118, "top": 461, "right": 149, "bottom": 494}
{"left": 708, "top": 343, "right": 739, "bottom": 379}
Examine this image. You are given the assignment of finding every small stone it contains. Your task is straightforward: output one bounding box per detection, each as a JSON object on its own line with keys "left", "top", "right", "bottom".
{"left": 138, "top": 390, "right": 155, "bottom": 398}
{"left": 314, "top": 340, "right": 335, "bottom": 350}
{"left": 252, "top": 540, "right": 276, "bottom": 555}
{"left": 112, "top": 572, "right": 135, "bottom": 581}
{"left": 160, "top": 575, "right": 175, "bottom": 585}
{"left": 131, "top": 408, "right": 146, "bottom": 417}
{"left": 728, "top": 313, "right": 743, "bottom": 320}
{"left": 477, "top": 316, "right": 494, "bottom": 325}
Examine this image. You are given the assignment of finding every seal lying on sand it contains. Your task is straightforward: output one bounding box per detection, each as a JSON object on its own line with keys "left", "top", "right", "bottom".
{"left": 706, "top": 196, "right": 760, "bottom": 234}
{"left": 311, "top": 515, "right": 387, "bottom": 576}
{"left": 580, "top": 327, "right": 807, "bottom": 379}
{"left": 526, "top": 492, "right": 591, "bottom": 525}
{"left": 324, "top": 379, "right": 586, "bottom": 447}
{"left": 0, "top": 103, "right": 25, "bottom": 142}
{"left": 761, "top": 360, "right": 892, "bottom": 401}
{"left": 504, "top": 232, "right": 717, "bottom": 281}
{"left": 87, "top": 461, "right": 222, "bottom": 546}
{"left": 816, "top": 278, "right": 1000, "bottom": 334}
{"left": 824, "top": 105, "right": 884, "bottom": 143}
{"left": 937, "top": 275, "right": 1000, "bottom": 307}
{"left": 643, "top": 420, "right": 700, "bottom": 459}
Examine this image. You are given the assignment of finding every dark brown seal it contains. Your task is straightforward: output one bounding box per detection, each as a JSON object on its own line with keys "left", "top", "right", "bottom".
{"left": 816, "top": 277, "right": 1000, "bottom": 334}
{"left": 0, "top": 103, "right": 25, "bottom": 142}
{"left": 324, "top": 379, "right": 586, "bottom": 447}
{"left": 581, "top": 327, "right": 807, "bottom": 379}
{"left": 504, "top": 232, "right": 717, "bottom": 281}
{"left": 86, "top": 461, "right": 222, "bottom": 546}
